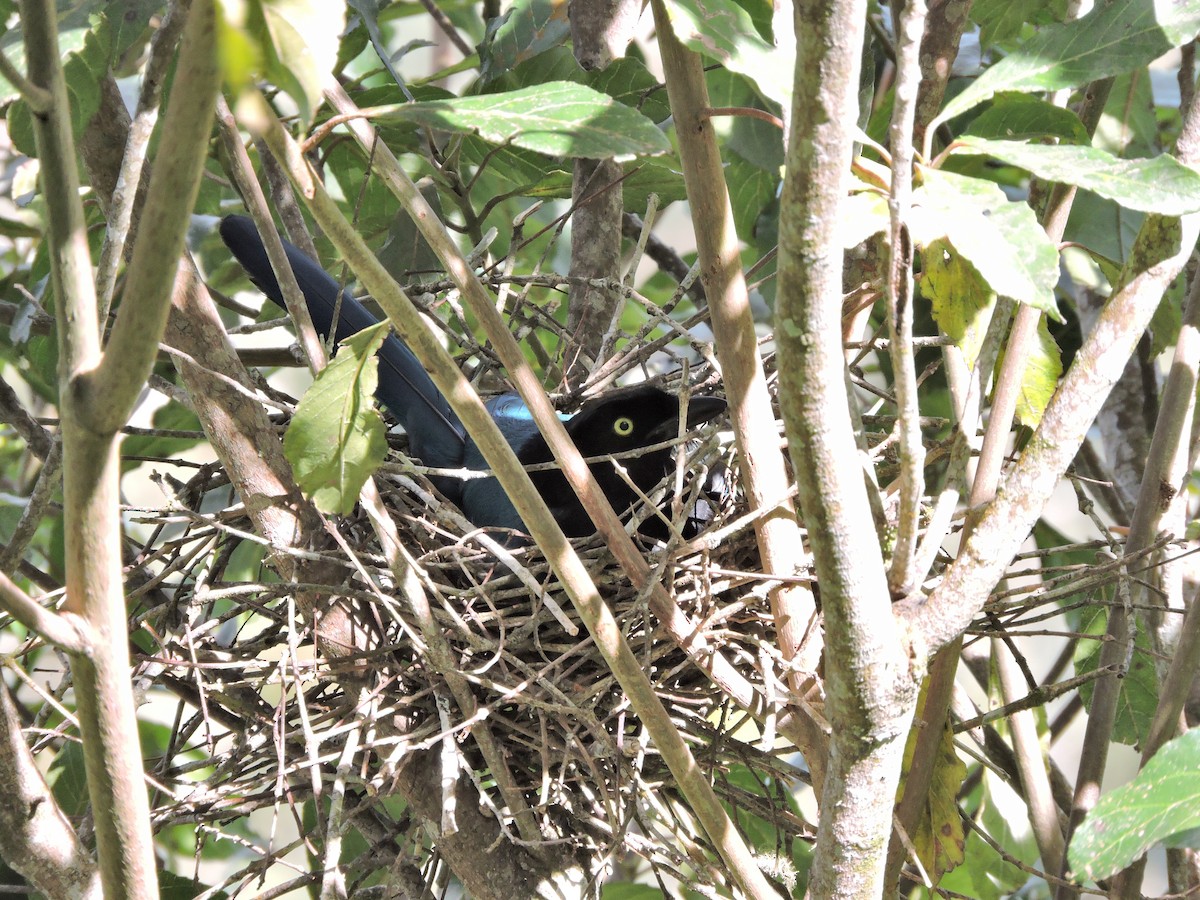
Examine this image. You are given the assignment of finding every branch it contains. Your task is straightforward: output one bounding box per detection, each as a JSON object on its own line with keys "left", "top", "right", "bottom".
{"left": 0, "top": 439, "right": 62, "bottom": 576}
{"left": 0, "top": 373, "right": 53, "bottom": 459}
{"left": 776, "top": 0, "right": 914, "bottom": 895}
{"left": 95, "top": 0, "right": 193, "bottom": 321}
{"left": 649, "top": 0, "right": 820, "bottom": 765}
{"left": 90, "top": 0, "right": 220, "bottom": 433}
{"left": 0, "top": 678, "right": 100, "bottom": 898}
{"left": 562, "top": 0, "right": 640, "bottom": 385}
{"left": 21, "top": 0, "right": 162, "bottom": 892}
{"left": 898, "top": 211, "right": 1200, "bottom": 652}
{"left": 1090, "top": 87, "right": 1200, "bottom": 898}
{"left": 0, "top": 49, "right": 51, "bottom": 112}
{"left": 883, "top": 0, "right": 926, "bottom": 596}
{"left": 0, "top": 572, "right": 94, "bottom": 655}
{"left": 896, "top": 69, "right": 1118, "bottom": 890}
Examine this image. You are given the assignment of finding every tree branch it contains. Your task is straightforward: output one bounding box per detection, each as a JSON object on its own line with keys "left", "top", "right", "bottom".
{"left": 0, "top": 678, "right": 100, "bottom": 898}
{"left": 91, "top": 0, "right": 219, "bottom": 432}
{"left": 776, "top": 0, "right": 915, "bottom": 895}
{"left": 649, "top": 0, "right": 822, "bottom": 779}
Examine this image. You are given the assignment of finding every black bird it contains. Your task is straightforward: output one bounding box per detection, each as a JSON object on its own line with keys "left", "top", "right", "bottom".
{"left": 219, "top": 215, "right": 726, "bottom": 537}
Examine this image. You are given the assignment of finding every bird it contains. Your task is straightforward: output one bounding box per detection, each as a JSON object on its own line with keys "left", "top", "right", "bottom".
{"left": 218, "top": 215, "right": 726, "bottom": 538}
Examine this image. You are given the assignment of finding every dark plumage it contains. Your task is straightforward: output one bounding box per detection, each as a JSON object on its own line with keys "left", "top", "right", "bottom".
{"left": 219, "top": 215, "right": 725, "bottom": 537}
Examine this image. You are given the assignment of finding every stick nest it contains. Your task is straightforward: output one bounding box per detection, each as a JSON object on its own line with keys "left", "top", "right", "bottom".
{"left": 123, "top": 360, "right": 816, "bottom": 895}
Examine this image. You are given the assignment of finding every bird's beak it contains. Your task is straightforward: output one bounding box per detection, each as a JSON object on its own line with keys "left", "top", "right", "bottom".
{"left": 647, "top": 395, "right": 727, "bottom": 443}
{"left": 683, "top": 395, "right": 727, "bottom": 428}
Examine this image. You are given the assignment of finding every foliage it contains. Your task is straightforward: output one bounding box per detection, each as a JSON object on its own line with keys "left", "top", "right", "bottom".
{"left": 1069, "top": 730, "right": 1200, "bottom": 882}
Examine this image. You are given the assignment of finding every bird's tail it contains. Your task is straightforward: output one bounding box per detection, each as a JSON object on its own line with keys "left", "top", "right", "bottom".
{"left": 218, "top": 216, "right": 466, "bottom": 472}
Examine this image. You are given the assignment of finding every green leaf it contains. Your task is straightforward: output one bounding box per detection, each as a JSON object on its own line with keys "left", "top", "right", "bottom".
{"left": 904, "top": 714, "right": 968, "bottom": 883}
{"left": 1065, "top": 190, "right": 1143, "bottom": 264}
{"left": 941, "top": 766, "right": 1040, "bottom": 898}
{"left": 283, "top": 322, "right": 389, "bottom": 515}
{"left": 499, "top": 41, "right": 675, "bottom": 128}
{"left": 0, "top": 197, "right": 42, "bottom": 237}
{"left": 911, "top": 168, "right": 1061, "bottom": 318}
{"left": 497, "top": 42, "right": 582, "bottom": 92}
{"left": 0, "top": 489, "right": 25, "bottom": 549}
{"left": 1160, "top": 0, "right": 1200, "bottom": 45}
{"left": 662, "top": 0, "right": 791, "bottom": 108}
{"left": 159, "top": 869, "right": 226, "bottom": 900}
{"left": 971, "top": 0, "right": 1069, "bottom": 49}
{"left": 1094, "top": 70, "right": 1158, "bottom": 159}
{"left": 231, "top": 0, "right": 345, "bottom": 123}
{"left": 1010, "top": 316, "right": 1063, "bottom": 427}
{"left": 21, "top": 333, "right": 60, "bottom": 405}
{"left": 1147, "top": 273, "right": 1185, "bottom": 359}
{"left": 263, "top": 0, "right": 344, "bottom": 122}
{"left": 965, "top": 93, "right": 1089, "bottom": 144}
{"left": 378, "top": 188, "right": 442, "bottom": 281}
{"left": 479, "top": 0, "right": 571, "bottom": 85}
{"left": 526, "top": 159, "right": 687, "bottom": 209}
{"left": 0, "top": 0, "right": 90, "bottom": 107}
{"left": 725, "top": 154, "right": 778, "bottom": 239}
{"left": 839, "top": 186, "right": 888, "bottom": 249}
{"left": 953, "top": 136, "right": 1200, "bottom": 216}
{"left": 706, "top": 69, "right": 783, "bottom": 171}
{"left": 3, "top": 1, "right": 153, "bottom": 153}
{"left": 1071, "top": 599, "right": 1159, "bottom": 747}
{"left": 105, "top": 0, "right": 161, "bottom": 72}
{"left": 371, "top": 82, "right": 671, "bottom": 158}
{"left": 922, "top": 240, "right": 997, "bottom": 371}
{"left": 716, "top": 765, "right": 800, "bottom": 893}
{"left": 1069, "top": 730, "right": 1200, "bottom": 883}
{"left": 48, "top": 739, "right": 90, "bottom": 817}
{"left": 941, "top": 0, "right": 1200, "bottom": 122}
{"left": 589, "top": 57, "right": 672, "bottom": 124}
{"left": 600, "top": 884, "right": 665, "bottom": 899}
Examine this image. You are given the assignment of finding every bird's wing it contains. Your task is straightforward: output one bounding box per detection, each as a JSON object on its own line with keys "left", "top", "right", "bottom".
{"left": 453, "top": 393, "right": 552, "bottom": 530}
{"left": 219, "top": 216, "right": 467, "bottom": 471}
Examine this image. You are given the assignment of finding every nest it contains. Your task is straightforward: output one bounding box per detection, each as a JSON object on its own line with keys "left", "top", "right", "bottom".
{"left": 120, "top": 361, "right": 820, "bottom": 895}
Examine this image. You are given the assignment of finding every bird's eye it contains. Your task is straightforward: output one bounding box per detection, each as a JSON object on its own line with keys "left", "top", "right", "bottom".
{"left": 612, "top": 416, "right": 635, "bottom": 437}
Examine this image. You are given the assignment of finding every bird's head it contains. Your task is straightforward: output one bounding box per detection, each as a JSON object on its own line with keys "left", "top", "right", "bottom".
{"left": 563, "top": 385, "right": 726, "bottom": 461}
{"left": 513, "top": 384, "right": 723, "bottom": 536}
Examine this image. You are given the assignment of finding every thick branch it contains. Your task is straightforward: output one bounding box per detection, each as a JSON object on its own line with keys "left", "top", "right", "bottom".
{"left": 562, "top": 0, "right": 640, "bottom": 384}
{"left": 22, "top": 0, "right": 160, "bottom": 894}
{"left": 776, "top": 1, "right": 914, "bottom": 897}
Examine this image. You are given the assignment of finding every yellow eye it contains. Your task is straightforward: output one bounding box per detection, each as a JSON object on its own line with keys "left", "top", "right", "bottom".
{"left": 612, "top": 416, "right": 635, "bottom": 437}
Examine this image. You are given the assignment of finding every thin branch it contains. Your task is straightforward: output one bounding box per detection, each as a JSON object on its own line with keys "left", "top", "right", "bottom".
{"left": 90, "top": 0, "right": 220, "bottom": 431}
{"left": 0, "top": 572, "right": 94, "bottom": 655}
{"left": 0, "top": 438, "right": 62, "bottom": 575}
{"left": 0, "top": 48, "right": 51, "bottom": 112}
{"left": 95, "top": 0, "right": 193, "bottom": 323}
{"left": 883, "top": 0, "right": 926, "bottom": 596}
{"left": 0, "top": 374, "right": 53, "bottom": 459}
{"left": 650, "top": 0, "right": 819, "bottom": 775}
